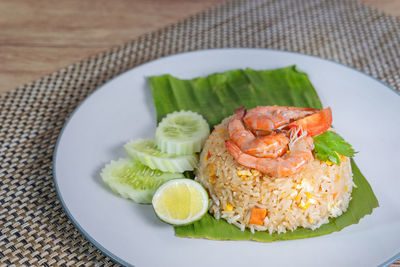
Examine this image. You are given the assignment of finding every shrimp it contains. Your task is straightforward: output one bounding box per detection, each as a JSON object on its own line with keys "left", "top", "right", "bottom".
{"left": 228, "top": 106, "right": 289, "bottom": 158}
{"left": 225, "top": 135, "right": 314, "bottom": 177}
{"left": 243, "top": 106, "right": 318, "bottom": 133}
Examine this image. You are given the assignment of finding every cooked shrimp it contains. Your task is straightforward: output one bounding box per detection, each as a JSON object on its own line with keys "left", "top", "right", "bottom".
{"left": 244, "top": 133, "right": 289, "bottom": 158}
{"left": 228, "top": 106, "right": 289, "bottom": 158}
{"left": 225, "top": 135, "right": 314, "bottom": 177}
{"left": 243, "top": 106, "right": 318, "bottom": 132}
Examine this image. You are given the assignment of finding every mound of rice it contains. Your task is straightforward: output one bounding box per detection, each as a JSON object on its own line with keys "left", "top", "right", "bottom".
{"left": 196, "top": 117, "right": 354, "bottom": 234}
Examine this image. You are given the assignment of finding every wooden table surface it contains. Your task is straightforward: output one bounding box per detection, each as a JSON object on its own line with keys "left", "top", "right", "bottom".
{"left": 0, "top": 0, "right": 399, "bottom": 94}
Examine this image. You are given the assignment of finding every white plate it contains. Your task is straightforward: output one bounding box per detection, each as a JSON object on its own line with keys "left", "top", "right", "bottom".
{"left": 53, "top": 49, "right": 400, "bottom": 267}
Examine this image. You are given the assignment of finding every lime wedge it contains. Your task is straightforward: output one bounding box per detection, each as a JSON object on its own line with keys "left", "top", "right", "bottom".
{"left": 152, "top": 179, "right": 209, "bottom": 225}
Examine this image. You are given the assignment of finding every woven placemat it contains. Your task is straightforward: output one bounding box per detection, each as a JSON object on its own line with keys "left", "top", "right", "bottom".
{"left": 1, "top": 0, "right": 399, "bottom": 266}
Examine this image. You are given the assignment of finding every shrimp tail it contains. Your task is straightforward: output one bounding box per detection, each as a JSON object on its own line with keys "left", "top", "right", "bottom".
{"left": 234, "top": 106, "right": 246, "bottom": 118}
{"left": 244, "top": 106, "right": 319, "bottom": 132}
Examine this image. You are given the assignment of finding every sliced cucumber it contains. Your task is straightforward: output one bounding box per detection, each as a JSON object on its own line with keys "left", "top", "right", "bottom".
{"left": 124, "top": 139, "right": 198, "bottom": 173}
{"left": 101, "top": 158, "right": 184, "bottom": 204}
{"left": 155, "top": 110, "right": 210, "bottom": 155}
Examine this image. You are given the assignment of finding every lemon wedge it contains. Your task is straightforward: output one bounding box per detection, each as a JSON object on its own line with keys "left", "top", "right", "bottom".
{"left": 152, "top": 179, "right": 209, "bottom": 225}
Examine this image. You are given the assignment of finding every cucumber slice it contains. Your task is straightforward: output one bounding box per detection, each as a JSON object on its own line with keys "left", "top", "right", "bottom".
{"left": 101, "top": 158, "right": 184, "bottom": 204}
{"left": 124, "top": 139, "right": 198, "bottom": 173}
{"left": 156, "top": 110, "right": 210, "bottom": 155}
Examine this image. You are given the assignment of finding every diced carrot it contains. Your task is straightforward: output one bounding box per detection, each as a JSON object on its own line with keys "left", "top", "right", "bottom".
{"left": 204, "top": 151, "right": 211, "bottom": 161}
{"left": 249, "top": 207, "right": 267, "bottom": 225}
{"left": 332, "top": 192, "right": 338, "bottom": 200}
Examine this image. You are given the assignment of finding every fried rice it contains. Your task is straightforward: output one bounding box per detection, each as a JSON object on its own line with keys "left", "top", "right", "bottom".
{"left": 196, "top": 116, "right": 355, "bottom": 234}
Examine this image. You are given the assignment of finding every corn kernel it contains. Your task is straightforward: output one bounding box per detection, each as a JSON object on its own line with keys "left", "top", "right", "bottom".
{"left": 305, "top": 192, "right": 313, "bottom": 199}
{"left": 209, "top": 175, "right": 217, "bottom": 185}
{"left": 326, "top": 160, "right": 333, "bottom": 166}
{"left": 339, "top": 153, "right": 347, "bottom": 162}
{"left": 209, "top": 164, "right": 214, "bottom": 176}
{"left": 218, "top": 129, "right": 226, "bottom": 134}
{"left": 308, "top": 217, "right": 314, "bottom": 223}
{"left": 288, "top": 208, "right": 293, "bottom": 213}
{"left": 237, "top": 170, "right": 255, "bottom": 180}
{"left": 336, "top": 174, "right": 340, "bottom": 181}
{"left": 299, "top": 201, "right": 312, "bottom": 210}
{"left": 251, "top": 169, "right": 261, "bottom": 176}
{"left": 289, "top": 190, "right": 297, "bottom": 199}
{"left": 344, "top": 186, "right": 348, "bottom": 192}
{"left": 295, "top": 195, "right": 301, "bottom": 202}
{"left": 237, "top": 170, "right": 251, "bottom": 177}
{"left": 286, "top": 150, "right": 291, "bottom": 154}
{"left": 225, "top": 203, "right": 233, "bottom": 211}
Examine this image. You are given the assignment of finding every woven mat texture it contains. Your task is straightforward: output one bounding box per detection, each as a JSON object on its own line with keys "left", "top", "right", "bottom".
{"left": 1, "top": 0, "right": 399, "bottom": 266}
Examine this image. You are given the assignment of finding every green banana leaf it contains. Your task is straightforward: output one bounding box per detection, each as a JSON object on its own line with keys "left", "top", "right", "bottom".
{"left": 149, "top": 66, "right": 378, "bottom": 241}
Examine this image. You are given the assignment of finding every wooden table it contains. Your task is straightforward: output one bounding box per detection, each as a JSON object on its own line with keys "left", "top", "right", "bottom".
{"left": 1, "top": 0, "right": 399, "bottom": 94}
{"left": 0, "top": 0, "right": 399, "bottom": 94}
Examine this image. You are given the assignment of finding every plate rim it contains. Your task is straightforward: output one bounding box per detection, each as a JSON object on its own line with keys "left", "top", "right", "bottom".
{"left": 52, "top": 48, "right": 400, "bottom": 266}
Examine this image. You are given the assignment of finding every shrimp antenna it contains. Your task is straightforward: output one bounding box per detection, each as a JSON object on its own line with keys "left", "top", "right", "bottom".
{"left": 288, "top": 125, "right": 306, "bottom": 150}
